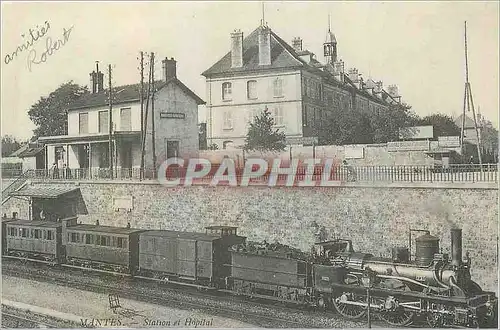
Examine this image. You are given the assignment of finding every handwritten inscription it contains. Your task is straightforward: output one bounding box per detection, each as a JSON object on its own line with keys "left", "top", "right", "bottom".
{"left": 27, "top": 25, "right": 74, "bottom": 72}
{"left": 4, "top": 21, "right": 50, "bottom": 65}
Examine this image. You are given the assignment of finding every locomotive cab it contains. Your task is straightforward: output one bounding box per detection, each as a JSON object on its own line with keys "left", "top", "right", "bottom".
{"left": 314, "top": 239, "right": 354, "bottom": 261}
{"left": 205, "top": 225, "right": 238, "bottom": 237}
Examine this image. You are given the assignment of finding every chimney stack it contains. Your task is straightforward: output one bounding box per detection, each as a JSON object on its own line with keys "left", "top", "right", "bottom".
{"left": 258, "top": 26, "right": 271, "bottom": 66}
{"left": 292, "top": 37, "right": 303, "bottom": 52}
{"left": 374, "top": 81, "right": 383, "bottom": 94}
{"left": 450, "top": 228, "right": 463, "bottom": 267}
{"left": 348, "top": 68, "right": 359, "bottom": 83}
{"left": 162, "top": 57, "right": 177, "bottom": 82}
{"left": 89, "top": 71, "right": 97, "bottom": 94}
{"left": 230, "top": 29, "right": 244, "bottom": 68}
{"left": 387, "top": 85, "right": 399, "bottom": 98}
{"left": 89, "top": 62, "right": 104, "bottom": 93}
{"left": 333, "top": 60, "right": 345, "bottom": 83}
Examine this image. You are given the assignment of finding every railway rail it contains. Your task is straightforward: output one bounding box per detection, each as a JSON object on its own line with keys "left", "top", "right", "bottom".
{"left": 1, "top": 305, "right": 80, "bottom": 328}
{"left": 2, "top": 258, "right": 387, "bottom": 328}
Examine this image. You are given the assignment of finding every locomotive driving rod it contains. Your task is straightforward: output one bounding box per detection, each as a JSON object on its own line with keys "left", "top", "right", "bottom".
{"left": 336, "top": 299, "right": 422, "bottom": 311}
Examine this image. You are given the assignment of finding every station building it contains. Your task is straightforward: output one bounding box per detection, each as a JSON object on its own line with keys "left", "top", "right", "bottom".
{"left": 38, "top": 58, "right": 204, "bottom": 178}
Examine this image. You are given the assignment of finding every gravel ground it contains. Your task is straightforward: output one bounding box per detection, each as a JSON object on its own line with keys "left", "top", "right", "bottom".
{"left": 2, "top": 259, "right": 387, "bottom": 328}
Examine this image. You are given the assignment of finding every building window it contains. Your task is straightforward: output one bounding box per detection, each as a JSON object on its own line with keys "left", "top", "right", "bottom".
{"left": 247, "top": 80, "right": 257, "bottom": 99}
{"left": 222, "top": 82, "right": 232, "bottom": 101}
{"left": 223, "top": 140, "right": 233, "bottom": 150}
{"left": 79, "top": 112, "right": 88, "bottom": 134}
{"left": 273, "top": 78, "right": 283, "bottom": 97}
{"left": 273, "top": 105, "right": 284, "bottom": 126}
{"left": 98, "top": 110, "right": 108, "bottom": 133}
{"left": 223, "top": 111, "right": 233, "bottom": 130}
{"left": 120, "top": 108, "right": 131, "bottom": 131}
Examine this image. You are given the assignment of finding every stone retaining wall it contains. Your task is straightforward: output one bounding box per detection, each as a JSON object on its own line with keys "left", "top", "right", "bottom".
{"left": 2, "top": 181, "right": 497, "bottom": 292}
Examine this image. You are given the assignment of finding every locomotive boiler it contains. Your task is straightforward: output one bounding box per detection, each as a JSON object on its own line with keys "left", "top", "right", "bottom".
{"left": 315, "top": 228, "right": 497, "bottom": 328}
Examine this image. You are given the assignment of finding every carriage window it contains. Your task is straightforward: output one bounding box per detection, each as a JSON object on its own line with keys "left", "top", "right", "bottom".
{"left": 30, "top": 229, "right": 34, "bottom": 238}
{"left": 70, "top": 232, "right": 80, "bottom": 243}
{"left": 34, "top": 229, "right": 41, "bottom": 239}
{"left": 116, "top": 237, "right": 127, "bottom": 248}
{"left": 97, "top": 235, "right": 110, "bottom": 246}
{"left": 43, "top": 230, "right": 46, "bottom": 240}
{"left": 47, "top": 230, "right": 53, "bottom": 240}
{"left": 21, "top": 228, "right": 28, "bottom": 237}
{"left": 85, "top": 234, "right": 94, "bottom": 244}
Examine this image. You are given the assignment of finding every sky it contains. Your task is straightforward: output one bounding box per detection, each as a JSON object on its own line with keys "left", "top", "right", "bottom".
{"left": 1, "top": 1, "right": 499, "bottom": 141}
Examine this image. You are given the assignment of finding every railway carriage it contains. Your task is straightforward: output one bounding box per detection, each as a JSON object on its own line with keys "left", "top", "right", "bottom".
{"left": 64, "top": 221, "right": 145, "bottom": 274}
{"left": 137, "top": 226, "right": 245, "bottom": 288}
{"left": 4, "top": 219, "right": 63, "bottom": 264}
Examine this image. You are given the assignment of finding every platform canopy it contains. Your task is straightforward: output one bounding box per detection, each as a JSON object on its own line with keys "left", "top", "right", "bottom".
{"left": 10, "top": 186, "right": 80, "bottom": 199}
{"left": 9, "top": 185, "right": 88, "bottom": 217}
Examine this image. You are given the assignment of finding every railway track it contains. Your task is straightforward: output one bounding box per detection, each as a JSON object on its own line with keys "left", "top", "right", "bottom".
{"left": 1, "top": 305, "right": 80, "bottom": 328}
{"left": 2, "top": 258, "right": 397, "bottom": 328}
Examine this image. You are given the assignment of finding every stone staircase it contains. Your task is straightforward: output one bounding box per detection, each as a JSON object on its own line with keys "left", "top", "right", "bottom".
{"left": 2, "top": 170, "right": 32, "bottom": 204}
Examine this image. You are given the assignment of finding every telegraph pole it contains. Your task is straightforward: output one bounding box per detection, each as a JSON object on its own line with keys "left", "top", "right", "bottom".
{"left": 151, "top": 52, "right": 157, "bottom": 177}
{"left": 139, "top": 51, "right": 145, "bottom": 180}
{"left": 461, "top": 21, "right": 483, "bottom": 169}
{"left": 108, "top": 64, "right": 113, "bottom": 179}
{"left": 141, "top": 53, "right": 153, "bottom": 178}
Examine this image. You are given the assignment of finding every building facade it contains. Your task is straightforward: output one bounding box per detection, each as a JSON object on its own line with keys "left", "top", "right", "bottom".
{"left": 38, "top": 58, "right": 204, "bottom": 178}
{"left": 202, "top": 23, "right": 404, "bottom": 149}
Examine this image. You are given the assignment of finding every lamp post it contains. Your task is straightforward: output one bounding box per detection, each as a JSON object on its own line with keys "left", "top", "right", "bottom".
{"left": 361, "top": 267, "right": 376, "bottom": 328}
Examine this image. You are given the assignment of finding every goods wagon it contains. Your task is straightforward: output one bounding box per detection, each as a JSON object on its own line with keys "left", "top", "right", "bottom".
{"left": 65, "top": 221, "right": 144, "bottom": 274}
{"left": 138, "top": 226, "right": 245, "bottom": 287}
{"left": 228, "top": 250, "right": 313, "bottom": 303}
{"left": 4, "top": 219, "right": 63, "bottom": 263}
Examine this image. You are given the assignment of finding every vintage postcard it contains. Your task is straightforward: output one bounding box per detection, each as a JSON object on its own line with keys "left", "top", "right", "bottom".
{"left": 1, "top": 1, "right": 498, "bottom": 329}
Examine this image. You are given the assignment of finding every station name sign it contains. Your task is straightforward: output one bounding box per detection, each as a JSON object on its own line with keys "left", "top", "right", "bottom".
{"left": 160, "top": 112, "right": 185, "bottom": 119}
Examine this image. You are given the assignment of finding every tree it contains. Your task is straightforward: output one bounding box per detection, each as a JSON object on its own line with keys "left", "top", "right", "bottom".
{"left": 1, "top": 135, "right": 23, "bottom": 157}
{"left": 479, "top": 119, "right": 499, "bottom": 162}
{"left": 416, "top": 113, "right": 461, "bottom": 138}
{"left": 244, "top": 107, "right": 286, "bottom": 152}
{"left": 369, "top": 103, "right": 419, "bottom": 143}
{"left": 321, "top": 110, "right": 373, "bottom": 145}
{"left": 28, "top": 82, "right": 89, "bottom": 140}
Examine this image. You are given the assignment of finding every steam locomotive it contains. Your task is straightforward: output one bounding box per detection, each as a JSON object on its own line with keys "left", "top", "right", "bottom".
{"left": 2, "top": 214, "right": 497, "bottom": 328}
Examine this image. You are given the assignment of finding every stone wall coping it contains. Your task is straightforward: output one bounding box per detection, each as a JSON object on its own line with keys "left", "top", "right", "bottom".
{"left": 26, "top": 179, "right": 499, "bottom": 190}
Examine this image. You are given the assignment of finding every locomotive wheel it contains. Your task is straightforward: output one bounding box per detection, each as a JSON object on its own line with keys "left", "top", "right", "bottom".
{"left": 332, "top": 293, "right": 366, "bottom": 319}
{"left": 380, "top": 310, "right": 414, "bottom": 326}
{"left": 426, "top": 312, "right": 444, "bottom": 328}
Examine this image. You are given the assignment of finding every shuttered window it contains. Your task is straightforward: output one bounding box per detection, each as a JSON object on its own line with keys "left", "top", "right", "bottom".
{"left": 120, "top": 108, "right": 131, "bottom": 131}
{"left": 98, "top": 111, "right": 108, "bottom": 133}
{"left": 79, "top": 113, "right": 89, "bottom": 134}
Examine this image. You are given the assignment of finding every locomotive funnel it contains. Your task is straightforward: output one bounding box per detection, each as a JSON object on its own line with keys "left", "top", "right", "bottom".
{"left": 451, "top": 228, "right": 462, "bottom": 267}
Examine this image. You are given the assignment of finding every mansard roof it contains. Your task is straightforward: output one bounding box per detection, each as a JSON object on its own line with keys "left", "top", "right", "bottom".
{"left": 68, "top": 78, "right": 205, "bottom": 111}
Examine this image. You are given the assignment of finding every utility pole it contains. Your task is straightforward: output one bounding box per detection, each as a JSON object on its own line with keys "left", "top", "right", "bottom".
{"left": 108, "top": 64, "right": 113, "bottom": 179}
{"left": 141, "top": 53, "right": 153, "bottom": 178}
{"left": 461, "top": 21, "right": 483, "bottom": 170}
{"left": 151, "top": 52, "right": 157, "bottom": 178}
{"left": 139, "top": 51, "right": 145, "bottom": 180}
